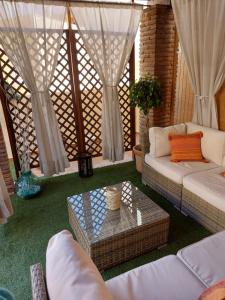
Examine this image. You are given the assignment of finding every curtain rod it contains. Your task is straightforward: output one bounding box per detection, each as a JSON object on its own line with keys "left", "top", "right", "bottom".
{"left": 11, "top": 0, "right": 172, "bottom": 8}
{"left": 13, "top": 0, "right": 150, "bottom": 8}
{"left": 10, "top": 0, "right": 160, "bottom": 8}
{"left": 64, "top": 0, "right": 148, "bottom": 8}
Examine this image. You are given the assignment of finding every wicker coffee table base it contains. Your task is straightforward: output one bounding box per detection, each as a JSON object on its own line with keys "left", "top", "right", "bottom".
{"left": 68, "top": 203, "right": 169, "bottom": 271}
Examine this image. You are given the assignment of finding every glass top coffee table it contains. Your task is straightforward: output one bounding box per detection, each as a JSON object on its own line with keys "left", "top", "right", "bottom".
{"left": 67, "top": 181, "right": 170, "bottom": 270}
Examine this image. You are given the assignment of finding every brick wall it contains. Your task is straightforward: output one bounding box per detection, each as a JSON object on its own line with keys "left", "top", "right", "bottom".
{"left": 0, "top": 124, "right": 14, "bottom": 194}
{"left": 139, "top": 4, "right": 177, "bottom": 153}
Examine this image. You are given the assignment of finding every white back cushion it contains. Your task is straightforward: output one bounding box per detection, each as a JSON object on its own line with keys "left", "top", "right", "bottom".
{"left": 107, "top": 255, "right": 205, "bottom": 300}
{"left": 177, "top": 230, "right": 225, "bottom": 287}
{"left": 186, "top": 122, "right": 225, "bottom": 165}
{"left": 46, "top": 230, "right": 113, "bottom": 300}
{"left": 149, "top": 123, "right": 186, "bottom": 157}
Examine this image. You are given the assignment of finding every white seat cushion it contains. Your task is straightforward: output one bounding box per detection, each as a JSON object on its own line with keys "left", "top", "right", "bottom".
{"left": 177, "top": 231, "right": 225, "bottom": 287}
{"left": 46, "top": 230, "right": 113, "bottom": 300}
{"left": 145, "top": 154, "right": 218, "bottom": 184}
{"left": 106, "top": 255, "right": 205, "bottom": 300}
{"left": 149, "top": 123, "right": 186, "bottom": 157}
{"left": 183, "top": 167, "right": 225, "bottom": 212}
{"left": 186, "top": 122, "right": 225, "bottom": 165}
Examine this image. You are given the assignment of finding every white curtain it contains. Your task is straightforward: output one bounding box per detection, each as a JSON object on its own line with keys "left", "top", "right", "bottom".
{"left": 70, "top": 3, "right": 142, "bottom": 161}
{"left": 0, "top": 169, "right": 13, "bottom": 224}
{"left": 0, "top": 0, "right": 69, "bottom": 175}
{"left": 172, "top": 0, "right": 225, "bottom": 129}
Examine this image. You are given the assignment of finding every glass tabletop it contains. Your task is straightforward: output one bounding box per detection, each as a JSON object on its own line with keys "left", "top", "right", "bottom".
{"left": 67, "top": 181, "right": 169, "bottom": 244}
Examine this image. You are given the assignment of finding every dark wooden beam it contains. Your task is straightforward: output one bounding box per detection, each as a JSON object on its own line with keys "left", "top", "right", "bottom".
{"left": 129, "top": 46, "right": 136, "bottom": 150}
{"left": 67, "top": 8, "right": 86, "bottom": 154}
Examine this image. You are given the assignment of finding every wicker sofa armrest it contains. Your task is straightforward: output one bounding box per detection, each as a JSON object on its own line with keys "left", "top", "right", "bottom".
{"left": 30, "top": 263, "right": 48, "bottom": 300}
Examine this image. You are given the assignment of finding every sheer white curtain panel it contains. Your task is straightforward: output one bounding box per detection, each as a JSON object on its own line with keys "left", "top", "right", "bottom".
{"left": 172, "top": 0, "right": 225, "bottom": 129}
{"left": 70, "top": 3, "right": 142, "bottom": 161}
{"left": 0, "top": 0, "right": 69, "bottom": 175}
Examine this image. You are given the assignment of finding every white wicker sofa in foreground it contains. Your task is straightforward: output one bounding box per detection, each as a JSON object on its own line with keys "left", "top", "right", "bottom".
{"left": 31, "top": 230, "right": 225, "bottom": 300}
{"left": 142, "top": 122, "right": 225, "bottom": 232}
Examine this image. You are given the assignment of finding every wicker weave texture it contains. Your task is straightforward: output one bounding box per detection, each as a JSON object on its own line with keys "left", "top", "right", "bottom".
{"left": 93, "top": 221, "right": 169, "bottom": 270}
{"left": 69, "top": 203, "right": 169, "bottom": 270}
{"left": 182, "top": 188, "right": 225, "bottom": 233}
{"left": 142, "top": 162, "right": 182, "bottom": 208}
{"left": 67, "top": 182, "right": 170, "bottom": 271}
{"left": 30, "top": 263, "right": 48, "bottom": 300}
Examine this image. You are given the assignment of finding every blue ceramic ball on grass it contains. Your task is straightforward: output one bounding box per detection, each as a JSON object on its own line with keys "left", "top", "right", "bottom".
{"left": 0, "top": 288, "right": 15, "bottom": 300}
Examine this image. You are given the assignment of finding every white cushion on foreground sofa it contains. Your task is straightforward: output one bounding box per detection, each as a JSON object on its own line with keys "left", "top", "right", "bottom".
{"left": 106, "top": 255, "right": 205, "bottom": 300}
{"left": 45, "top": 230, "right": 225, "bottom": 300}
{"left": 46, "top": 230, "right": 113, "bottom": 300}
{"left": 145, "top": 154, "right": 218, "bottom": 184}
{"left": 177, "top": 230, "right": 225, "bottom": 287}
{"left": 183, "top": 167, "right": 225, "bottom": 212}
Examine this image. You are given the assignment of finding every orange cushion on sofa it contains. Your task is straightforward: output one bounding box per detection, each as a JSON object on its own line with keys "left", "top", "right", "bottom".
{"left": 198, "top": 280, "right": 225, "bottom": 300}
{"left": 169, "top": 131, "right": 206, "bottom": 162}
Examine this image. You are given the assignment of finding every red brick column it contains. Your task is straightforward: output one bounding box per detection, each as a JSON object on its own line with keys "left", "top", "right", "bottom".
{"left": 139, "top": 4, "right": 177, "bottom": 153}
{"left": 0, "top": 125, "right": 14, "bottom": 194}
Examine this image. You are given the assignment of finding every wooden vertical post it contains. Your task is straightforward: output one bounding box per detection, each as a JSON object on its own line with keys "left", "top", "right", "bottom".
{"left": 130, "top": 0, "right": 136, "bottom": 153}
{"left": 169, "top": 28, "right": 179, "bottom": 125}
{"left": 0, "top": 68, "right": 20, "bottom": 178}
{"left": 129, "top": 47, "right": 136, "bottom": 151}
{"left": 67, "top": 8, "right": 86, "bottom": 154}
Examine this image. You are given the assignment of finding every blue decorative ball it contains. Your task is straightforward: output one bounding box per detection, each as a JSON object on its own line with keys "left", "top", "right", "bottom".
{"left": 0, "top": 288, "right": 15, "bottom": 300}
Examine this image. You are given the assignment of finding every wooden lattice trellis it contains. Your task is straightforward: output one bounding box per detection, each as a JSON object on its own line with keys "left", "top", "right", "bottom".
{"left": 50, "top": 32, "right": 78, "bottom": 161}
{"left": 75, "top": 32, "right": 103, "bottom": 156}
{"left": 0, "top": 29, "right": 135, "bottom": 172}
{"left": 74, "top": 31, "right": 135, "bottom": 156}
{"left": 119, "top": 62, "right": 135, "bottom": 151}
{"left": 0, "top": 31, "right": 78, "bottom": 168}
{"left": 0, "top": 45, "right": 38, "bottom": 168}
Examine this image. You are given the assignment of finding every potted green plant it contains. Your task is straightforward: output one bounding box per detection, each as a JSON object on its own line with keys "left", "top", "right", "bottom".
{"left": 129, "top": 75, "right": 162, "bottom": 173}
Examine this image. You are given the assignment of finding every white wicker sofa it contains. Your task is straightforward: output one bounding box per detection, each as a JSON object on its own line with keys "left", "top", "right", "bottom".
{"left": 31, "top": 230, "right": 225, "bottom": 300}
{"left": 142, "top": 122, "right": 225, "bottom": 232}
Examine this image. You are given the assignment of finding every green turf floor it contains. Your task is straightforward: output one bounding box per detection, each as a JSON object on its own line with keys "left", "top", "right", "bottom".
{"left": 0, "top": 162, "right": 210, "bottom": 299}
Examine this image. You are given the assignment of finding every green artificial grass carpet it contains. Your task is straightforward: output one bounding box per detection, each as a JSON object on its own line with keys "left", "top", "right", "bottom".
{"left": 0, "top": 162, "right": 210, "bottom": 299}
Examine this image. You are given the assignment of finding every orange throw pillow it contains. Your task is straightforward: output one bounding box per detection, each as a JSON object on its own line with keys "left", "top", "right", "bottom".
{"left": 198, "top": 280, "right": 225, "bottom": 300}
{"left": 169, "top": 131, "right": 206, "bottom": 162}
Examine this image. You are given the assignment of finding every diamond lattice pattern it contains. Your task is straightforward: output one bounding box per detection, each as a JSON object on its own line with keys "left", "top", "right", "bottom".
{"left": 50, "top": 32, "right": 78, "bottom": 161}
{"left": 0, "top": 30, "right": 134, "bottom": 169}
{"left": 0, "top": 45, "right": 39, "bottom": 167}
{"left": 0, "top": 31, "right": 78, "bottom": 167}
{"left": 75, "top": 31, "right": 133, "bottom": 156}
